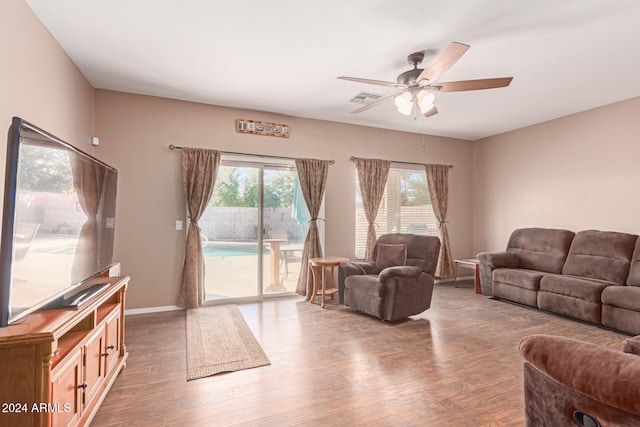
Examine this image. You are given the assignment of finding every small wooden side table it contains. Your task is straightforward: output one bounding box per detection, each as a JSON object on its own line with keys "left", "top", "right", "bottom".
{"left": 454, "top": 258, "right": 481, "bottom": 294}
{"left": 309, "top": 256, "right": 349, "bottom": 308}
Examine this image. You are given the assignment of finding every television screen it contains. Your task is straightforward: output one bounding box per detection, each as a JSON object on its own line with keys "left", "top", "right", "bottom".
{"left": 0, "top": 117, "right": 118, "bottom": 326}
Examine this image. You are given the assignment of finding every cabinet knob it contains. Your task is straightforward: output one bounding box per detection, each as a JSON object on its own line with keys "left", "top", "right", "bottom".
{"left": 101, "top": 352, "right": 110, "bottom": 357}
{"left": 107, "top": 344, "right": 115, "bottom": 350}
{"left": 78, "top": 382, "right": 88, "bottom": 389}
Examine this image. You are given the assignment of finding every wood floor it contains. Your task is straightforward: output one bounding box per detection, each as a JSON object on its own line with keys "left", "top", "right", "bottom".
{"left": 92, "top": 281, "right": 627, "bottom": 427}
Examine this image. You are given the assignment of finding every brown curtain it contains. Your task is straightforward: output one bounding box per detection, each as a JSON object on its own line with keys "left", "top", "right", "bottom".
{"left": 177, "top": 147, "right": 221, "bottom": 308}
{"left": 69, "top": 153, "right": 107, "bottom": 284}
{"left": 425, "top": 164, "right": 455, "bottom": 279}
{"left": 354, "top": 157, "right": 390, "bottom": 260}
{"left": 294, "top": 158, "right": 330, "bottom": 299}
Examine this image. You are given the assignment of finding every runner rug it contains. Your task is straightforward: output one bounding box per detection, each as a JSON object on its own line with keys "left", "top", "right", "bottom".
{"left": 186, "top": 304, "right": 270, "bottom": 380}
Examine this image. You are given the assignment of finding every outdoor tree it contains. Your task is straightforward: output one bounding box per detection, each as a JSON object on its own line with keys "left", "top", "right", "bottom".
{"left": 212, "top": 167, "right": 245, "bottom": 206}
{"left": 400, "top": 171, "right": 431, "bottom": 206}
{"left": 18, "top": 145, "right": 74, "bottom": 193}
{"left": 264, "top": 172, "right": 294, "bottom": 208}
{"left": 212, "top": 167, "right": 296, "bottom": 208}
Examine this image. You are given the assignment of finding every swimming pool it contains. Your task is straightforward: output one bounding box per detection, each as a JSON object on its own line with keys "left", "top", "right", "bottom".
{"left": 203, "top": 244, "right": 268, "bottom": 257}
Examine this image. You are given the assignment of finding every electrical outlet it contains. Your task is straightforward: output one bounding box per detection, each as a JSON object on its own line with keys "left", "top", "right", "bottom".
{"left": 176, "top": 220, "right": 183, "bottom": 231}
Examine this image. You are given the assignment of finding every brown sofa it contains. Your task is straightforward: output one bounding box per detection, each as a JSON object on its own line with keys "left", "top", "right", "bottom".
{"left": 478, "top": 228, "right": 640, "bottom": 335}
{"left": 338, "top": 233, "right": 440, "bottom": 321}
{"left": 520, "top": 334, "right": 640, "bottom": 426}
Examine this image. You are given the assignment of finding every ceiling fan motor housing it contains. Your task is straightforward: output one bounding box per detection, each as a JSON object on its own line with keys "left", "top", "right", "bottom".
{"left": 397, "top": 52, "right": 426, "bottom": 86}
{"left": 397, "top": 68, "right": 424, "bottom": 86}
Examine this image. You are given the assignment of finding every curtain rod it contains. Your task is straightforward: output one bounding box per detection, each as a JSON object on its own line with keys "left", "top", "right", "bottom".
{"left": 350, "top": 156, "right": 453, "bottom": 168}
{"left": 169, "top": 144, "right": 335, "bottom": 164}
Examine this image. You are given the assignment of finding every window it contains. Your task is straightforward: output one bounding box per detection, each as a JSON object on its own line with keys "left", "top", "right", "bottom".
{"left": 355, "top": 167, "right": 437, "bottom": 259}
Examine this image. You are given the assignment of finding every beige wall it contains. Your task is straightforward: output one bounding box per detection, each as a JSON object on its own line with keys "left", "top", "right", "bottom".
{"left": 0, "top": 0, "right": 95, "bottom": 155}
{"left": 473, "top": 96, "right": 640, "bottom": 253}
{"left": 0, "top": 0, "right": 94, "bottom": 238}
{"left": 94, "top": 90, "right": 474, "bottom": 309}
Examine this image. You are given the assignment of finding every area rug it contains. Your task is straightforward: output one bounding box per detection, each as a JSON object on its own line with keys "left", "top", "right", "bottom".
{"left": 186, "top": 304, "right": 270, "bottom": 380}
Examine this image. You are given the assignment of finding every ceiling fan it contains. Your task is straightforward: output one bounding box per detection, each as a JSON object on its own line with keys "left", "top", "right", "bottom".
{"left": 337, "top": 42, "right": 513, "bottom": 118}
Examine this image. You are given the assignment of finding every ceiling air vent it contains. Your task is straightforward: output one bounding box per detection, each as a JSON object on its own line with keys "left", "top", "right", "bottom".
{"left": 350, "top": 92, "right": 383, "bottom": 104}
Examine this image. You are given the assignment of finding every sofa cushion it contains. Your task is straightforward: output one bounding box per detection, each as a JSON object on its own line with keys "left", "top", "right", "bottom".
{"left": 537, "top": 291, "right": 601, "bottom": 324}
{"left": 562, "top": 230, "right": 638, "bottom": 284}
{"left": 627, "top": 237, "right": 640, "bottom": 287}
{"left": 506, "top": 228, "right": 575, "bottom": 274}
{"left": 603, "top": 306, "right": 640, "bottom": 336}
{"left": 539, "top": 274, "right": 612, "bottom": 303}
{"left": 602, "top": 285, "right": 640, "bottom": 312}
{"left": 375, "top": 244, "right": 407, "bottom": 271}
{"left": 492, "top": 268, "right": 543, "bottom": 291}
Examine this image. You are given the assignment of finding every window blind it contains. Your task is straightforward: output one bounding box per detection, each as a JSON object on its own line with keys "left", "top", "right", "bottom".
{"left": 355, "top": 167, "right": 437, "bottom": 259}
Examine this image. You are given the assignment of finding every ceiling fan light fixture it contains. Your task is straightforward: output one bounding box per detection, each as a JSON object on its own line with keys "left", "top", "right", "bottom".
{"left": 416, "top": 90, "right": 435, "bottom": 114}
{"left": 394, "top": 92, "right": 414, "bottom": 115}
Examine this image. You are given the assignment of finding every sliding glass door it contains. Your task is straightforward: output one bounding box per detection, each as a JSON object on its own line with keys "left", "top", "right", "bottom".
{"left": 199, "top": 158, "right": 309, "bottom": 301}
{"left": 261, "top": 166, "right": 308, "bottom": 294}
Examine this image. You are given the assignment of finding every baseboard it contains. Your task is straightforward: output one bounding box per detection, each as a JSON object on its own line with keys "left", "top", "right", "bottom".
{"left": 122, "top": 281, "right": 473, "bottom": 315}
{"left": 125, "top": 305, "right": 183, "bottom": 316}
{"left": 436, "top": 275, "right": 473, "bottom": 284}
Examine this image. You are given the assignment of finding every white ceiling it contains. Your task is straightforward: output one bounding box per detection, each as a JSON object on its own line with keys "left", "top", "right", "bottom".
{"left": 25, "top": 0, "right": 640, "bottom": 141}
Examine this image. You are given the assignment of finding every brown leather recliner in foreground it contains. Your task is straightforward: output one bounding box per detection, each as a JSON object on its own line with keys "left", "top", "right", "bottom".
{"left": 520, "top": 334, "right": 640, "bottom": 426}
{"left": 338, "top": 233, "right": 440, "bottom": 321}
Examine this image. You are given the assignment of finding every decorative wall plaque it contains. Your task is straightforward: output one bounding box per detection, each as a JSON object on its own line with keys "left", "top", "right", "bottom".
{"left": 235, "top": 119, "right": 290, "bottom": 138}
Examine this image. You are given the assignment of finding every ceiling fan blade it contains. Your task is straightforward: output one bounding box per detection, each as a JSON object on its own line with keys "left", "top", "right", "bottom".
{"left": 422, "top": 104, "right": 438, "bottom": 118}
{"left": 417, "top": 42, "right": 470, "bottom": 85}
{"left": 337, "top": 76, "right": 407, "bottom": 89}
{"left": 430, "top": 77, "right": 513, "bottom": 93}
{"left": 351, "top": 94, "right": 397, "bottom": 113}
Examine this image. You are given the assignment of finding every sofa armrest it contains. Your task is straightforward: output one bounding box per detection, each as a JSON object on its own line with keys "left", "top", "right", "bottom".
{"left": 338, "top": 261, "right": 376, "bottom": 304}
{"left": 520, "top": 334, "right": 640, "bottom": 416}
{"left": 476, "top": 251, "right": 519, "bottom": 296}
{"left": 477, "top": 251, "right": 519, "bottom": 268}
{"left": 379, "top": 266, "right": 422, "bottom": 282}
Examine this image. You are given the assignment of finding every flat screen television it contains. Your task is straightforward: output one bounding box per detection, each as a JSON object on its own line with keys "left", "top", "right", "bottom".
{"left": 0, "top": 117, "right": 118, "bottom": 327}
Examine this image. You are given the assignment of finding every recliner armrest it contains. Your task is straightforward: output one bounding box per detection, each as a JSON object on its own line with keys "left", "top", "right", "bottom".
{"left": 340, "top": 261, "right": 376, "bottom": 276}
{"left": 379, "top": 266, "right": 422, "bottom": 282}
{"left": 477, "top": 251, "right": 519, "bottom": 268}
{"left": 520, "top": 334, "right": 640, "bottom": 416}
{"left": 338, "top": 261, "right": 376, "bottom": 304}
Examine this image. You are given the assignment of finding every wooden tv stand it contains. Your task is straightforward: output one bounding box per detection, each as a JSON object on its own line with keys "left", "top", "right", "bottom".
{"left": 0, "top": 270, "right": 129, "bottom": 427}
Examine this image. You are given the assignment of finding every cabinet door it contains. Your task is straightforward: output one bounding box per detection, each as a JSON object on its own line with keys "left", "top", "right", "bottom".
{"left": 83, "top": 324, "right": 106, "bottom": 406}
{"left": 103, "top": 308, "right": 121, "bottom": 375}
{"left": 50, "top": 348, "right": 83, "bottom": 427}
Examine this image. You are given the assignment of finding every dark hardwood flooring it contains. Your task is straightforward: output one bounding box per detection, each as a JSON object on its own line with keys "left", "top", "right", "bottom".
{"left": 92, "top": 281, "right": 626, "bottom": 426}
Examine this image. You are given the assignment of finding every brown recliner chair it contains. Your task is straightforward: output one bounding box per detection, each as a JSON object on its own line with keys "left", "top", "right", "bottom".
{"left": 520, "top": 334, "right": 640, "bottom": 426}
{"left": 338, "top": 233, "right": 440, "bottom": 321}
